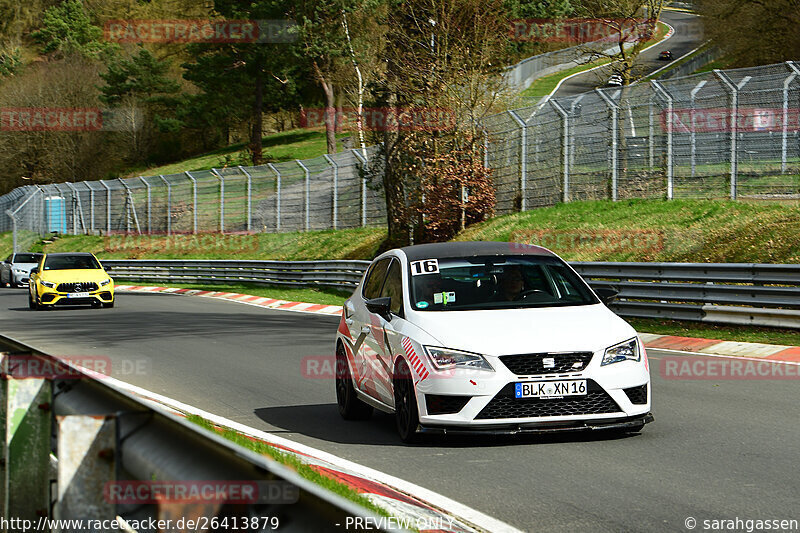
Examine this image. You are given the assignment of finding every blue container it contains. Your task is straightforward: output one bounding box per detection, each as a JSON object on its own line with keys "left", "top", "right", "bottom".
{"left": 45, "top": 196, "right": 66, "bottom": 233}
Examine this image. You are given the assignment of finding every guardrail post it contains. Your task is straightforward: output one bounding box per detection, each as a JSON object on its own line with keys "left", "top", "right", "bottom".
{"left": 158, "top": 175, "right": 171, "bottom": 235}
{"left": 507, "top": 110, "right": 527, "bottom": 211}
{"left": 237, "top": 166, "right": 253, "bottom": 231}
{"left": 350, "top": 149, "right": 368, "bottom": 226}
{"left": 595, "top": 89, "right": 619, "bottom": 201}
{"left": 715, "top": 70, "right": 751, "bottom": 200}
{"left": 0, "top": 364, "right": 52, "bottom": 521}
{"left": 550, "top": 100, "right": 571, "bottom": 202}
{"left": 651, "top": 80, "right": 674, "bottom": 199}
{"left": 690, "top": 80, "right": 708, "bottom": 177}
{"left": 99, "top": 180, "right": 111, "bottom": 234}
{"left": 138, "top": 176, "right": 151, "bottom": 234}
{"left": 296, "top": 160, "right": 311, "bottom": 231}
{"left": 783, "top": 62, "right": 800, "bottom": 174}
{"left": 323, "top": 154, "right": 339, "bottom": 230}
{"left": 184, "top": 171, "right": 198, "bottom": 233}
{"left": 211, "top": 168, "right": 225, "bottom": 233}
{"left": 267, "top": 163, "right": 281, "bottom": 231}
{"left": 54, "top": 415, "right": 116, "bottom": 522}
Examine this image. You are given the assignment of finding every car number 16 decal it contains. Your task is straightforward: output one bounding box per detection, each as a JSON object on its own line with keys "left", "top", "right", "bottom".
{"left": 410, "top": 259, "right": 439, "bottom": 275}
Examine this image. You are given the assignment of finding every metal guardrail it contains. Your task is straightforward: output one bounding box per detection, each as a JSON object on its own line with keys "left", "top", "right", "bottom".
{"left": 102, "top": 259, "right": 800, "bottom": 329}
{"left": 0, "top": 334, "right": 399, "bottom": 531}
{"left": 102, "top": 259, "right": 371, "bottom": 289}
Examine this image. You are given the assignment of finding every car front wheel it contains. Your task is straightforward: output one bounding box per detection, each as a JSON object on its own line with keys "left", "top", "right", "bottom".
{"left": 393, "top": 359, "right": 420, "bottom": 443}
{"left": 335, "top": 343, "right": 373, "bottom": 420}
{"left": 28, "top": 290, "right": 38, "bottom": 310}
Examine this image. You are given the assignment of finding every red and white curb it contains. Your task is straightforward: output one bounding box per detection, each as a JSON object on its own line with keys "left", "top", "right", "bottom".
{"left": 99, "top": 375, "right": 521, "bottom": 533}
{"left": 640, "top": 333, "right": 800, "bottom": 363}
{"left": 118, "top": 285, "right": 800, "bottom": 363}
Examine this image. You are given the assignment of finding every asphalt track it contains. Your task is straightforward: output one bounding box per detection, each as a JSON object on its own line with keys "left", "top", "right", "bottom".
{"left": 1, "top": 288, "right": 798, "bottom": 532}
{"left": 553, "top": 10, "right": 704, "bottom": 98}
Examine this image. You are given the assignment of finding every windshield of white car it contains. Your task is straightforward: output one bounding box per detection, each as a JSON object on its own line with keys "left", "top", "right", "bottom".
{"left": 43, "top": 255, "right": 102, "bottom": 270}
{"left": 13, "top": 254, "right": 39, "bottom": 263}
{"left": 409, "top": 255, "right": 598, "bottom": 311}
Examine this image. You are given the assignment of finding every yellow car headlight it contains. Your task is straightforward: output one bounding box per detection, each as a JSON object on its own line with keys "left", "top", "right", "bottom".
{"left": 100, "top": 278, "right": 112, "bottom": 286}
{"left": 40, "top": 280, "right": 57, "bottom": 288}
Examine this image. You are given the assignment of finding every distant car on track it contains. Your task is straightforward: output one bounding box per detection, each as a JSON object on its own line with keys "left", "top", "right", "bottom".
{"left": 28, "top": 252, "right": 115, "bottom": 310}
{"left": 1, "top": 253, "right": 41, "bottom": 287}
{"left": 607, "top": 74, "right": 623, "bottom": 87}
{"left": 334, "top": 242, "right": 652, "bottom": 442}
{"left": 659, "top": 50, "right": 673, "bottom": 60}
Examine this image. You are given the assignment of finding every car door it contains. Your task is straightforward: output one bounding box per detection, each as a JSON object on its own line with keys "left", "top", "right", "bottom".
{"left": 362, "top": 257, "right": 406, "bottom": 407}
{"left": 348, "top": 257, "right": 391, "bottom": 402}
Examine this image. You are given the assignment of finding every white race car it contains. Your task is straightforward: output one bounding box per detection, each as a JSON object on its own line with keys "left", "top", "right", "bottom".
{"left": 334, "top": 242, "right": 652, "bottom": 442}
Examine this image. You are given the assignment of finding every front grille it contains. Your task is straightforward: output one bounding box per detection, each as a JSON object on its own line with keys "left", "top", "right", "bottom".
{"left": 425, "top": 395, "right": 471, "bottom": 415}
{"left": 499, "top": 352, "right": 594, "bottom": 376}
{"left": 623, "top": 384, "right": 648, "bottom": 405}
{"left": 475, "top": 380, "right": 621, "bottom": 419}
{"left": 56, "top": 282, "right": 98, "bottom": 293}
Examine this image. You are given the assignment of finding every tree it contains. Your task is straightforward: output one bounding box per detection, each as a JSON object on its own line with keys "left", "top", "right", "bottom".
{"left": 574, "top": 0, "right": 664, "bottom": 85}
{"left": 698, "top": 0, "right": 800, "bottom": 66}
{"left": 99, "top": 48, "right": 182, "bottom": 162}
{"left": 372, "top": 0, "right": 513, "bottom": 245}
{"left": 31, "top": 0, "right": 118, "bottom": 60}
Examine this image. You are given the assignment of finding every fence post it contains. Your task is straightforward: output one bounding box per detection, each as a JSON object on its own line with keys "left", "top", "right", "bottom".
{"left": 715, "top": 70, "right": 751, "bottom": 200}
{"left": 507, "top": 110, "right": 527, "bottom": 211}
{"left": 648, "top": 96, "right": 655, "bottom": 171}
{"left": 323, "top": 154, "right": 339, "bottom": 230}
{"left": 158, "top": 175, "right": 171, "bottom": 235}
{"left": 483, "top": 128, "right": 489, "bottom": 169}
{"left": 595, "top": 89, "right": 619, "bottom": 201}
{"left": 138, "top": 176, "right": 151, "bottom": 233}
{"left": 783, "top": 62, "right": 800, "bottom": 174}
{"left": 211, "top": 168, "right": 225, "bottom": 233}
{"left": 237, "top": 166, "right": 252, "bottom": 231}
{"left": 296, "top": 160, "right": 310, "bottom": 231}
{"left": 569, "top": 94, "right": 584, "bottom": 171}
{"left": 7, "top": 210, "right": 16, "bottom": 252}
{"left": 88, "top": 183, "right": 95, "bottom": 233}
{"left": 184, "top": 171, "right": 198, "bottom": 233}
{"left": 267, "top": 163, "right": 281, "bottom": 231}
{"left": 651, "top": 80, "right": 674, "bottom": 199}
{"left": 550, "top": 100, "right": 570, "bottom": 203}
{"left": 690, "top": 80, "right": 708, "bottom": 177}
{"left": 99, "top": 180, "right": 111, "bottom": 233}
{"left": 351, "top": 149, "right": 368, "bottom": 226}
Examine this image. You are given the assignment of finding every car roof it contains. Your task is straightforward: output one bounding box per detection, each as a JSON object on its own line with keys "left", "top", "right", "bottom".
{"left": 44, "top": 252, "right": 95, "bottom": 257}
{"left": 397, "top": 241, "right": 556, "bottom": 261}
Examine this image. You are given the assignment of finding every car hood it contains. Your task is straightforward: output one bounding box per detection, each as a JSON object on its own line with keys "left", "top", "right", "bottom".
{"left": 40, "top": 269, "right": 110, "bottom": 283}
{"left": 410, "top": 304, "right": 636, "bottom": 356}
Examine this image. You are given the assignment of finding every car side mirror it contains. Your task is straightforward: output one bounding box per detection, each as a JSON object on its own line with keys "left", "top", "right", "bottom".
{"left": 365, "top": 297, "right": 392, "bottom": 321}
{"left": 594, "top": 287, "right": 618, "bottom": 306}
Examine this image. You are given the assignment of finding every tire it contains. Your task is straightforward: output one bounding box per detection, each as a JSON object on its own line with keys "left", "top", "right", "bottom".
{"left": 103, "top": 300, "right": 114, "bottom": 308}
{"left": 335, "top": 343, "right": 373, "bottom": 420}
{"left": 28, "top": 290, "right": 39, "bottom": 310}
{"left": 393, "top": 359, "right": 420, "bottom": 443}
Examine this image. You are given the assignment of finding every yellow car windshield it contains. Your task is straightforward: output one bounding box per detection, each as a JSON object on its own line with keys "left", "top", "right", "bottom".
{"left": 44, "top": 256, "right": 101, "bottom": 270}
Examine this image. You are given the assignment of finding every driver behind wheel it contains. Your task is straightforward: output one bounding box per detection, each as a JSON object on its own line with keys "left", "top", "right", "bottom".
{"left": 498, "top": 265, "right": 525, "bottom": 301}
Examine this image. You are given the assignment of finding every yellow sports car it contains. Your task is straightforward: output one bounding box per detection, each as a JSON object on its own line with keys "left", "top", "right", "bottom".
{"left": 29, "top": 252, "right": 114, "bottom": 310}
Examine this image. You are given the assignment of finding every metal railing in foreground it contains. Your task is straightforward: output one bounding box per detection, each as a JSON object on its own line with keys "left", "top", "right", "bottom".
{"left": 101, "top": 259, "right": 800, "bottom": 329}
{"left": 0, "top": 334, "right": 401, "bottom": 531}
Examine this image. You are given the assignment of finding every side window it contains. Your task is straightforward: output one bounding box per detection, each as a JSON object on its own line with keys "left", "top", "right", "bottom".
{"left": 381, "top": 259, "right": 404, "bottom": 316}
{"left": 362, "top": 258, "right": 391, "bottom": 300}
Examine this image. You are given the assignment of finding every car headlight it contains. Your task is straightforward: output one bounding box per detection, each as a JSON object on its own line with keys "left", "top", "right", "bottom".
{"left": 423, "top": 346, "right": 494, "bottom": 372}
{"left": 13, "top": 269, "right": 25, "bottom": 274}
{"left": 100, "top": 278, "right": 112, "bottom": 286}
{"left": 601, "top": 338, "right": 640, "bottom": 366}
{"left": 40, "top": 280, "right": 57, "bottom": 288}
